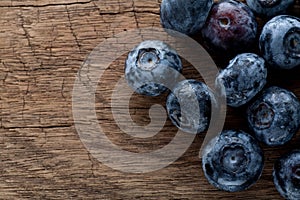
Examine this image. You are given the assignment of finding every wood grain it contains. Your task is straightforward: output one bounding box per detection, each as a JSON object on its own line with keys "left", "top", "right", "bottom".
{"left": 0, "top": 0, "right": 300, "bottom": 199}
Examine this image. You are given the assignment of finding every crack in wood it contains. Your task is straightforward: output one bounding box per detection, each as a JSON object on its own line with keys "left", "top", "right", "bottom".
{"left": 0, "top": 0, "right": 93, "bottom": 8}
{"left": 66, "top": 6, "right": 82, "bottom": 53}
{"left": 4, "top": 124, "right": 73, "bottom": 130}
{"left": 18, "top": 13, "right": 35, "bottom": 57}
{"left": 87, "top": 152, "right": 96, "bottom": 178}
{"left": 132, "top": 0, "right": 139, "bottom": 28}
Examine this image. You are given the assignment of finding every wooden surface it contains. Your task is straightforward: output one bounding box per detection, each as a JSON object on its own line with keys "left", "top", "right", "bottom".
{"left": 0, "top": 0, "right": 300, "bottom": 199}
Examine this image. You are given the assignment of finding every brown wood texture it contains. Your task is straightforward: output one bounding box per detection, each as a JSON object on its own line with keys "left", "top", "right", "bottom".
{"left": 0, "top": 0, "right": 300, "bottom": 199}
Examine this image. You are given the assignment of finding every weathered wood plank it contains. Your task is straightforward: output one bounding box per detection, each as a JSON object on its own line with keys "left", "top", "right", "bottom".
{"left": 0, "top": 0, "right": 300, "bottom": 199}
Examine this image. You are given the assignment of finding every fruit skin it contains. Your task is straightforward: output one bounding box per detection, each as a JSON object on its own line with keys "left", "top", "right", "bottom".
{"left": 202, "top": 130, "right": 264, "bottom": 192}
{"left": 125, "top": 40, "right": 182, "bottom": 96}
{"left": 160, "top": 0, "right": 213, "bottom": 35}
{"left": 247, "top": 86, "right": 300, "bottom": 146}
{"left": 216, "top": 53, "right": 267, "bottom": 107}
{"left": 273, "top": 150, "right": 300, "bottom": 200}
{"left": 259, "top": 15, "right": 300, "bottom": 70}
{"left": 201, "top": 0, "right": 257, "bottom": 54}
{"left": 246, "top": 0, "right": 294, "bottom": 18}
{"left": 166, "top": 79, "right": 213, "bottom": 134}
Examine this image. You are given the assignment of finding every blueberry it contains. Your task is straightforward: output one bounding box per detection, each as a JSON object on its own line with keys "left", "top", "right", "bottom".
{"left": 246, "top": 0, "right": 294, "bottom": 18}
{"left": 125, "top": 40, "right": 182, "bottom": 96}
{"left": 247, "top": 86, "right": 300, "bottom": 146}
{"left": 259, "top": 15, "right": 300, "bottom": 69}
{"left": 202, "top": 130, "right": 264, "bottom": 192}
{"left": 201, "top": 0, "right": 257, "bottom": 54}
{"left": 216, "top": 53, "right": 267, "bottom": 107}
{"left": 273, "top": 150, "right": 300, "bottom": 200}
{"left": 166, "top": 79, "right": 214, "bottom": 134}
{"left": 160, "top": 0, "right": 213, "bottom": 35}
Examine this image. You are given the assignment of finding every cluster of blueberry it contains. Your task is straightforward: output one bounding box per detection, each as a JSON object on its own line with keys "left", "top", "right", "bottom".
{"left": 124, "top": 0, "right": 300, "bottom": 198}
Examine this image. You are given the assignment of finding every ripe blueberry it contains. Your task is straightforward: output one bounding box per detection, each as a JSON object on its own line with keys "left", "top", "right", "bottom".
{"left": 216, "top": 53, "right": 267, "bottom": 107}
{"left": 160, "top": 0, "right": 213, "bottom": 35}
{"left": 259, "top": 15, "right": 300, "bottom": 69}
{"left": 202, "top": 130, "right": 264, "bottom": 192}
{"left": 246, "top": 0, "right": 294, "bottom": 18}
{"left": 247, "top": 86, "right": 300, "bottom": 146}
{"left": 201, "top": 0, "right": 257, "bottom": 53}
{"left": 125, "top": 40, "right": 182, "bottom": 96}
{"left": 166, "top": 79, "right": 214, "bottom": 134}
{"left": 273, "top": 150, "right": 300, "bottom": 200}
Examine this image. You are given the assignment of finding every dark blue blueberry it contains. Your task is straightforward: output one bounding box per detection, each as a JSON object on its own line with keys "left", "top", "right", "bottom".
{"left": 259, "top": 15, "right": 300, "bottom": 69}
{"left": 247, "top": 86, "right": 300, "bottom": 146}
{"left": 216, "top": 53, "right": 267, "bottom": 107}
{"left": 125, "top": 40, "right": 182, "bottom": 96}
{"left": 160, "top": 0, "right": 213, "bottom": 35}
{"left": 202, "top": 130, "right": 264, "bottom": 192}
{"left": 273, "top": 150, "right": 300, "bottom": 200}
{"left": 246, "top": 0, "right": 294, "bottom": 18}
{"left": 201, "top": 0, "right": 257, "bottom": 53}
{"left": 166, "top": 79, "right": 214, "bottom": 134}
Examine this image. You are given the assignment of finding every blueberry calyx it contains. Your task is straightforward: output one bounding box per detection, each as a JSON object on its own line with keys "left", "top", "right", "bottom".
{"left": 284, "top": 28, "right": 300, "bottom": 58}
{"left": 218, "top": 17, "right": 231, "bottom": 30}
{"left": 137, "top": 48, "right": 160, "bottom": 71}
{"left": 249, "top": 102, "right": 275, "bottom": 130}
{"left": 221, "top": 145, "right": 247, "bottom": 174}
{"left": 292, "top": 166, "right": 300, "bottom": 186}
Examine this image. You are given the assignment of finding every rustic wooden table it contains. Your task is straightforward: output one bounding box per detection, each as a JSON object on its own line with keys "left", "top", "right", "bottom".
{"left": 0, "top": 0, "right": 300, "bottom": 199}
